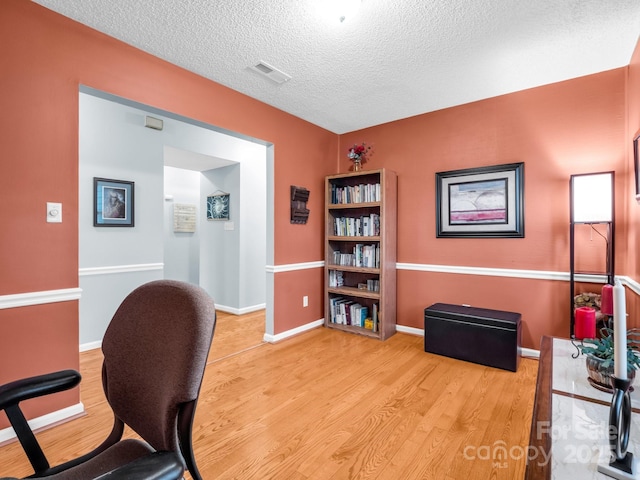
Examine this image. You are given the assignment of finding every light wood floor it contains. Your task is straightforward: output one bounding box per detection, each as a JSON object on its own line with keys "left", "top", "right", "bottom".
{"left": 0, "top": 312, "right": 538, "bottom": 479}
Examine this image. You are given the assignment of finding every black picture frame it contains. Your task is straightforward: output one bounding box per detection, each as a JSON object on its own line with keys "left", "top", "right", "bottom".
{"left": 206, "top": 193, "right": 230, "bottom": 220}
{"left": 93, "top": 177, "right": 135, "bottom": 227}
{"left": 436, "top": 162, "right": 524, "bottom": 238}
{"left": 634, "top": 131, "right": 640, "bottom": 204}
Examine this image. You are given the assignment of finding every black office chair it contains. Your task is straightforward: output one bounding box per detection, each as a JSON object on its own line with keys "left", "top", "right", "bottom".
{"left": 0, "top": 280, "right": 217, "bottom": 479}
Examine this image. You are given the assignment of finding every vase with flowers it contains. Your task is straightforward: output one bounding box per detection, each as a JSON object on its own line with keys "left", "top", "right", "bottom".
{"left": 348, "top": 142, "right": 373, "bottom": 172}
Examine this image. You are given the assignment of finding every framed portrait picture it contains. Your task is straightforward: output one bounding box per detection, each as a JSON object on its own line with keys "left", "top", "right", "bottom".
{"left": 93, "top": 177, "right": 135, "bottom": 227}
{"left": 207, "top": 192, "right": 230, "bottom": 220}
{"left": 435, "top": 162, "right": 524, "bottom": 238}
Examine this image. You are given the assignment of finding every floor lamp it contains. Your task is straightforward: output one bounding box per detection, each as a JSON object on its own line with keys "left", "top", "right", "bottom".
{"left": 569, "top": 171, "right": 615, "bottom": 338}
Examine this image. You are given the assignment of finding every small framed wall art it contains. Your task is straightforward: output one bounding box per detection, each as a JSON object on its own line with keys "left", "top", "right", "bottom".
{"left": 207, "top": 192, "right": 230, "bottom": 220}
{"left": 435, "top": 162, "right": 524, "bottom": 238}
{"left": 93, "top": 177, "right": 135, "bottom": 227}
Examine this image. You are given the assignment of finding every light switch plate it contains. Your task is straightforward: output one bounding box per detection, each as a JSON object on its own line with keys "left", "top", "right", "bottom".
{"left": 47, "top": 202, "right": 62, "bottom": 223}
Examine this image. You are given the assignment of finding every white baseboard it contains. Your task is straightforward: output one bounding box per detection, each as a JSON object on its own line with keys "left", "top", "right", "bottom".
{"left": 263, "top": 319, "right": 324, "bottom": 343}
{"left": 216, "top": 303, "right": 266, "bottom": 315}
{"left": 396, "top": 325, "right": 424, "bottom": 336}
{"left": 80, "top": 341, "right": 102, "bottom": 352}
{"left": 0, "top": 402, "right": 85, "bottom": 445}
{"left": 521, "top": 347, "right": 540, "bottom": 359}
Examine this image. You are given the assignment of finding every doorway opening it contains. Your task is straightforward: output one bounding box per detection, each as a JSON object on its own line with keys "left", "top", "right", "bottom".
{"left": 78, "top": 86, "right": 274, "bottom": 353}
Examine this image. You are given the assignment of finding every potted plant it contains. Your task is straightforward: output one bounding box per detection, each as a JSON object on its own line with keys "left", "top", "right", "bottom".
{"left": 577, "top": 327, "right": 640, "bottom": 392}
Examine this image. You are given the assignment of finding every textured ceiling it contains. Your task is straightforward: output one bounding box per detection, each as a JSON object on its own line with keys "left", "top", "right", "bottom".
{"left": 32, "top": 0, "right": 640, "bottom": 134}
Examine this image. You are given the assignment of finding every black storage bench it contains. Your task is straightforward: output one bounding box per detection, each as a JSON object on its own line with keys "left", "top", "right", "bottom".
{"left": 424, "top": 303, "right": 521, "bottom": 372}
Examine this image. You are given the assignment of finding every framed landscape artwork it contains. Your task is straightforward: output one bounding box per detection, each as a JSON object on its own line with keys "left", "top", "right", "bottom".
{"left": 435, "top": 162, "right": 524, "bottom": 238}
{"left": 93, "top": 177, "right": 135, "bottom": 227}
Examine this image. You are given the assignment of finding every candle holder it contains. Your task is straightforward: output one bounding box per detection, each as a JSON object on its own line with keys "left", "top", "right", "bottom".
{"left": 598, "top": 376, "right": 638, "bottom": 479}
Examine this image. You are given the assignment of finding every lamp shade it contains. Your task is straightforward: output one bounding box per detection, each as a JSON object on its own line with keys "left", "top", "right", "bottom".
{"left": 571, "top": 172, "right": 613, "bottom": 223}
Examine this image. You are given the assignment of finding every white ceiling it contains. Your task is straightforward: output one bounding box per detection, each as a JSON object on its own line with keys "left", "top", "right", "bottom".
{"left": 33, "top": 0, "right": 640, "bottom": 134}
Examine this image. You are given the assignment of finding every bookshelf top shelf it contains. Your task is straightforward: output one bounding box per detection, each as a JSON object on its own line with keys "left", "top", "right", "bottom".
{"left": 326, "top": 169, "right": 383, "bottom": 181}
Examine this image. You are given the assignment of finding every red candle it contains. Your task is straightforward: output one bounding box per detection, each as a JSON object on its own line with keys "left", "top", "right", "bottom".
{"left": 601, "top": 284, "right": 614, "bottom": 316}
{"left": 575, "top": 306, "right": 596, "bottom": 339}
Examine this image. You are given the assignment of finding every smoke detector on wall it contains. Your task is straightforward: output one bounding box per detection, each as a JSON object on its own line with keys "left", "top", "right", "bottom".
{"left": 249, "top": 61, "right": 291, "bottom": 84}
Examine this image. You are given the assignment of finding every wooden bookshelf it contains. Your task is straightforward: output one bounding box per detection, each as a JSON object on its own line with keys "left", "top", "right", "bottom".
{"left": 325, "top": 168, "right": 397, "bottom": 340}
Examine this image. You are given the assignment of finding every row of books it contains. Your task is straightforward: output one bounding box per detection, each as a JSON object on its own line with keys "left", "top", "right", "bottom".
{"left": 328, "top": 270, "right": 344, "bottom": 287}
{"left": 330, "top": 183, "right": 381, "bottom": 205}
{"left": 330, "top": 243, "right": 380, "bottom": 268}
{"left": 328, "top": 273, "right": 380, "bottom": 292}
{"left": 333, "top": 214, "right": 380, "bottom": 237}
{"left": 361, "top": 279, "right": 380, "bottom": 292}
{"left": 329, "top": 296, "right": 379, "bottom": 331}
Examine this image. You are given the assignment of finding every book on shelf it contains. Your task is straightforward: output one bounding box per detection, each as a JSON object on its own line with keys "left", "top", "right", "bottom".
{"left": 333, "top": 214, "right": 380, "bottom": 237}
{"left": 372, "top": 303, "right": 378, "bottom": 333}
{"left": 330, "top": 244, "right": 379, "bottom": 269}
{"left": 332, "top": 251, "right": 354, "bottom": 266}
{"left": 358, "top": 306, "right": 368, "bottom": 327}
{"left": 366, "top": 279, "right": 380, "bottom": 292}
{"left": 347, "top": 302, "right": 356, "bottom": 327}
{"left": 331, "top": 182, "right": 381, "bottom": 205}
{"left": 362, "top": 216, "right": 370, "bottom": 236}
{"left": 329, "top": 297, "right": 341, "bottom": 323}
{"left": 354, "top": 244, "right": 379, "bottom": 268}
{"left": 328, "top": 270, "right": 344, "bottom": 287}
{"left": 335, "top": 298, "right": 350, "bottom": 325}
{"left": 329, "top": 296, "right": 371, "bottom": 327}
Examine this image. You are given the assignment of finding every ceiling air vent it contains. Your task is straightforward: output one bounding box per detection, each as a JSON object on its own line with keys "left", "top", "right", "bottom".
{"left": 250, "top": 61, "right": 291, "bottom": 84}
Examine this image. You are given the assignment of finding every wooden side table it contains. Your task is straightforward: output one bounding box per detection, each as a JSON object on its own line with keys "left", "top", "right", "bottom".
{"left": 525, "top": 336, "right": 640, "bottom": 479}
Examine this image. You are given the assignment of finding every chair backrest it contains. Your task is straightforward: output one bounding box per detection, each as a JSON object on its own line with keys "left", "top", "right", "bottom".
{"left": 101, "top": 280, "right": 216, "bottom": 452}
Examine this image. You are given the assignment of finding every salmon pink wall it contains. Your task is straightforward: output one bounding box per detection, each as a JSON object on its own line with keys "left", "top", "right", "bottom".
{"left": 341, "top": 69, "right": 629, "bottom": 348}
{"left": 0, "top": 0, "right": 335, "bottom": 427}
{"left": 398, "top": 271, "right": 569, "bottom": 347}
{"left": 628, "top": 39, "right": 640, "bottom": 281}
{"left": 0, "top": 303, "right": 78, "bottom": 420}
{"left": 274, "top": 269, "right": 325, "bottom": 334}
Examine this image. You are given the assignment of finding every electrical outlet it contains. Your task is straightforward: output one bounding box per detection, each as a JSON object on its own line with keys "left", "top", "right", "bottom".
{"left": 303, "top": 296, "right": 309, "bottom": 307}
